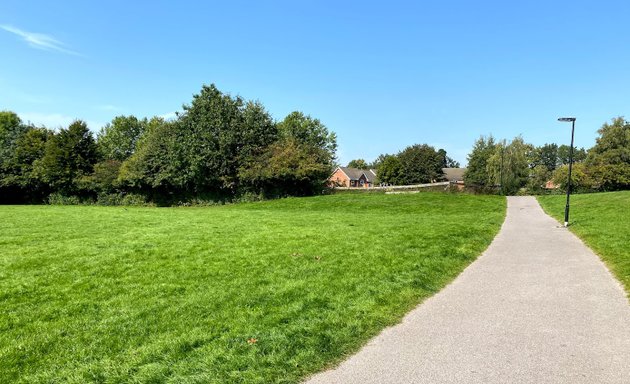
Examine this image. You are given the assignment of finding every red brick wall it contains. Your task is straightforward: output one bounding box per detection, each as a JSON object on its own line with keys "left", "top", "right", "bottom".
{"left": 329, "top": 168, "right": 350, "bottom": 187}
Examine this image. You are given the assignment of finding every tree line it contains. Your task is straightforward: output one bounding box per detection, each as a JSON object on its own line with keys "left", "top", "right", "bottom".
{"left": 345, "top": 145, "right": 459, "bottom": 185}
{"left": 464, "top": 117, "right": 630, "bottom": 195}
{"left": 0, "top": 84, "right": 337, "bottom": 205}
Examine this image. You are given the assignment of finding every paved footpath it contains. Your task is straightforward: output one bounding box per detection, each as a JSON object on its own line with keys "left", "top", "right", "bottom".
{"left": 306, "top": 196, "right": 630, "bottom": 384}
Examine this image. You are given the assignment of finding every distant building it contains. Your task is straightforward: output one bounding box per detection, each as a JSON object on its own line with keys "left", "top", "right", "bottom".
{"left": 329, "top": 167, "right": 378, "bottom": 188}
{"left": 442, "top": 167, "right": 466, "bottom": 190}
{"left": 544, "top": 179, "right": 560, "bottom": 189}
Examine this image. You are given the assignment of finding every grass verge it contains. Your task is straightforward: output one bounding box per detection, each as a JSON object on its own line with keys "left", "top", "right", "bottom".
{"left": 538, "top": 191, "right": 630, "bottom": 295}
{"left": 0, "top": 193, "right": 505, "bottom": 383}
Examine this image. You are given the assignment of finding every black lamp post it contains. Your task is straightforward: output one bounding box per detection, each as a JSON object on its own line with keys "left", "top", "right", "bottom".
{"left": 500, "top": 144, "right": 505, "bottom": 196}
{"left": 558, "top": 117, "right": 576, "bottom": 227}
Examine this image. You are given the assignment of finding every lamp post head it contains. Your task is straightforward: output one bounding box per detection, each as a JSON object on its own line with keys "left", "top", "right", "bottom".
{"left": 558, "top": 117, "right": 576, "bottom": 122}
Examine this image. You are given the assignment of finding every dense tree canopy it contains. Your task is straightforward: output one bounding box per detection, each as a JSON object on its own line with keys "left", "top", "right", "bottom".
{"left": 35, "top": 120, "right": 98, "bottom": 196}
{"left": 347, "top": 159, "right": 369, "bottom": 169}
{"left": 525, "top": 143, "right": 587, "bottom": 193}
{"left": 97, "top": 115, "right": 147, "bottom": 161}
{"left": 118, "top": 119, "right": 180, "bottom": 190}
{"left": 0, "top": 112, "right": 29, "bottom": 185}
{"left": 0, "top": 113, "right": 52, "bottom": 202}
{"left": 465, "top": 136, "right": 533, "bottom": 194}
{"left": 0, "top": 112, "right": 27, "bottom": 166}
{"left": 240, "top": 137, "right": 332, "bottom": 196}
{"left": 3, "top": 91, "right": 630, "bottom": 203}
{"left": 0, "top": 84, "right": 338, "bottom": 204}
{"left": 463, "top": 120, "right": 629, "bottom": 195}
{"left": 377, "top": 155, "right": 402, "bottom": 185}
{"left": 584, "top": 117, "right": 630, "bottom": 190}
{"left": 117, "top": 85, "right": 336, "bottom": 200}
{"left": 464, "top": 136, "right": 497, "bottom": 189}
{"left": 277, "top": 112, "right": 337, "bottom": 158}
{"left": 373, "top": 144, "right": 448, "bottom": 185}
{"left": 486, "top": 137, "right": 532, "bottom": 195}
{"left": 532, "top": 143, "right": 559, "bottom": 171}
{"left": 557, "top": 144, "right": 587, "bottom": 166}
{"left": 397, "top": 144, "right": 445, "bottom": 184}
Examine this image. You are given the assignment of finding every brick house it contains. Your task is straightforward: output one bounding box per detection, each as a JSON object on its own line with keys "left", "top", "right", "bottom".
{"left": 442, "top": 167, "right": 466, "bottom": 190}
{"left": 329, "top": 167, "right": 378, "bottom": 188}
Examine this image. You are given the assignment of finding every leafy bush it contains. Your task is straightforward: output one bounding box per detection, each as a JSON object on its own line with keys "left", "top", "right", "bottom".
{"left": 121, "top": 193, "right": 152, "bottom": 206}
{"left": 48, "top": 192, "right": 152, "bottom": 206}
{"left": 47, "top": 193, "right": 82, "bottom": 205}
{"left": 233, "top": 192, "right": 264, "bottom": 203}
{"left": 552, "top": 163, "right": 598, "bottom": 193}
{"left": 97, "top": 193, "right": 153, "bottom": 206}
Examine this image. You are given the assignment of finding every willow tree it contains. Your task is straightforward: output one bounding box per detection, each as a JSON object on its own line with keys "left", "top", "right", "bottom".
{"left": 486, "top": 137, "right": 532, "bottom": 195}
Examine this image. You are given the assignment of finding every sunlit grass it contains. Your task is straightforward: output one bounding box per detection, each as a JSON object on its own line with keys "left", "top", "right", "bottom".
{"left": 0, "top": 193, "right": 505, "bottom": 383}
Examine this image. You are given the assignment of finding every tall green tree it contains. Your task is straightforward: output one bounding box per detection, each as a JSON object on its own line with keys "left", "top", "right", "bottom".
{"left": 176, "top": 85, "right": 243, "bottom": 191}
{"left": 239, "top": 137, "right": 332, "bottom": 196}
{"left": 0, "top": 111, "right": 28, "bottom": 184}
{"left": 533, "top": 143, "right": 559, "bottom": 171}
{"left": 121, "top": 85, "right": 280, "bottom": 197}
{"left": 277, "top": 111, "right": 337, "bottom": 168}
{"left": 176, "top": 85, "right": 278, "bottom": 192}
{"left": 11, "top": 127, "right": 52, "bottom": 197}
{"left": 396, "top": 144, "right": 444, "bottom": 184}
{"left": 464, "top": 136, "right": 497, "bottom": 189}
{"left": 118, "top": 119, "right": 181, "bottom": 191}
{"left": 486, "top": 137, "right": 532, "bottom": 195}
{"left": 0, "top": 111, "right": 26, "bottom": 164}
{"left": 585, "top": 117, "right": 630, "bottom": 190}
{"left": 97, "top": 115, "right": 147, "bottom": 161}
{"left": 557, "top": 144, "right": 587, "bottom": 165}
{"left": 347, "top": 159, "right": 369, "bottom": 169}
{"left": 239, "top": 111, "right": 335, "bottom": 196}
{"left": 369, "top": 154, "right": 390, "bottom": 170}
{"left": 35, "top": 120, "right": 98, "bottom": 195}
{"left": 239, "top": 101, "right": 278, "bottom": 168}
{"left": 377, "top": 155, "right": 402, "bottom": 184}
{"left": 0, "top": 112, "right": 52, "bottom": 202}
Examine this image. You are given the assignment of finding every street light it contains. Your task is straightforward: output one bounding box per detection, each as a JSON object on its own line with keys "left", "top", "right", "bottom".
{"left": 558, "top": 117, "right": 576, "bottom": 227}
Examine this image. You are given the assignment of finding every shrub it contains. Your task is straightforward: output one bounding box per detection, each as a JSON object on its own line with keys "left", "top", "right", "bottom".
{"left": 96, "top": 193, "right": 153, "bottom": 206}
{"left": 121, "top": 193, "right": 152, "bottom": 206}
{"left": 47, "top": 193, "right": 82, "bottom": 205}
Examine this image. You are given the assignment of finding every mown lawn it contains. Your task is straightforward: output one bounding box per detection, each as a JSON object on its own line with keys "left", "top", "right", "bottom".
{"left": 538, "top": 191, "right": 630, "bottom": 295}
{"left": 0, "top": 193, "right": 505, "bottom": 383}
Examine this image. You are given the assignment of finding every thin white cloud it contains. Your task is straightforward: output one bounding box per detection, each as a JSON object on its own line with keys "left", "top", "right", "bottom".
{"left": 1, "top": 25, "right": 82, "bottom": 56}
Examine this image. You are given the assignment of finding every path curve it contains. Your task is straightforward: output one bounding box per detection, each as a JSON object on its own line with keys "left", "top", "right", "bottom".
{"left": 305, "top": 196, "right": 630, "bottom": 384}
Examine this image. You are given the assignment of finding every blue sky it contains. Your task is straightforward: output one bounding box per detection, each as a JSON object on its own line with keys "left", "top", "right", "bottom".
{"left": 2, "top": 1, "right": 629, "bottom": 165}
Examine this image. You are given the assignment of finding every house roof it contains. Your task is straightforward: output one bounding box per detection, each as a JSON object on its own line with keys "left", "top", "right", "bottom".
{"left": 338, "top": 167, "right": 378, "bottom": 183}
{"left": 365, "top": 169, "right": 378, "bottom": 183}
{"left": 442, "top": 167, "right": 466, "bottom": 182}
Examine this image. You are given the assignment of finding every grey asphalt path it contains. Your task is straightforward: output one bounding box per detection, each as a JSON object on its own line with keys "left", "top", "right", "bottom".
{"left": 305, "top": 196, "right": 630, "bottom": 384}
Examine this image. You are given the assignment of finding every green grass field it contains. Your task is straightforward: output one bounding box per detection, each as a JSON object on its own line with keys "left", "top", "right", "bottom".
{"left": 538, "top": 191, "right": 630, "bottom": 295}
{"left": 0, "top": 193, "right": 505, "bottom": 383}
